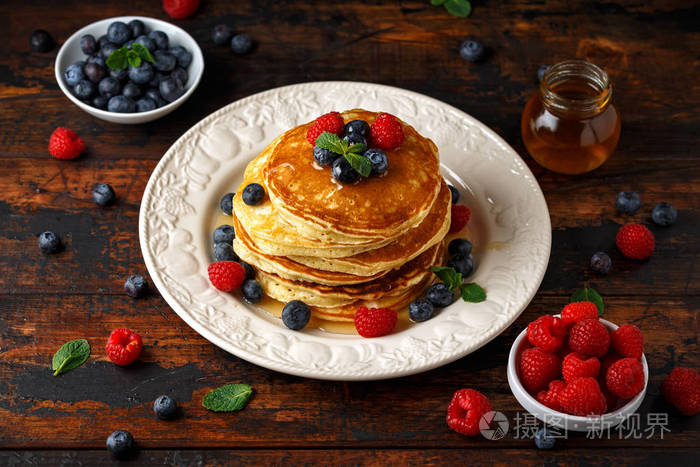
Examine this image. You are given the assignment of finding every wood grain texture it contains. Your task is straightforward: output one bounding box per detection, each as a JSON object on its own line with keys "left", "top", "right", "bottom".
{"left": 0, "top": 0, "right": 698, "bottom": 462}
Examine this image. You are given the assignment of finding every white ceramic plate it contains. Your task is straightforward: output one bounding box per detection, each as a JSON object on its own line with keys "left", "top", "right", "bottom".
{"left": 139, "top": 82, "right": 551, "bottom": 381}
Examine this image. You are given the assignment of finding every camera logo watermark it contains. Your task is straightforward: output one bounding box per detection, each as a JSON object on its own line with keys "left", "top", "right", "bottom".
{"left": 479, "top": 411, "right": 509, "bottom": 440}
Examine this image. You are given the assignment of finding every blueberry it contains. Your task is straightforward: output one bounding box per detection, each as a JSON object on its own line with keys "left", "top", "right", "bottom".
{"left": 242, "top": 279, "right": 264, "bottom": 303}
{"left": 213, "top": 224, "right": 235, "bottom": 244}
{"left": 408, "top": 299, "right": 434, "bottom": 322}
{"left": 242, "top": 183, "right": 265, "bottom": 206}
{"left": 231, "top": 34, "right": 253, "bottom": 54}
{"left": 30, "top": 29, "right": 54, "bottom": 52}
{"left": 169, "top": 46, "right": 192, "bottom": 68}
{"left": 107, "top": 21, "right": 131, "bottom": 45}
{"left": 448, "top": 254, "right": 474, "bottom": 276}
{"left": 651, "top": 202, "right": 677, "bottom": 226}
{"left": 148, "top": 72, "right": 168, "bottom": 88}
{"left": 171, "top": 67, "right": 188, "bottom": 85}
{"left": 220, "top": 192, "right": 235, "bottom": 214}
{"left": 448, "top": 238, "right": 472, "bottom": 257}
{"left": 98, "top": 35, "right": 110, "bottom": 49}
{"left": 122, "top": 82, "right": 142, "bottom": 99}
{"left": 590, "top": 251, "right": 611, "bottom": 274}
{"left": 108, "top": 95, "right": 136, "bottom": 113}
{"left": 106, "top": 430, "right": 136, "bottom": 460}
{"left": 38, "top": 231, "right": 61, "bottom": 254}
{"left": 537, "top": 64, "right": 550, "bottom": 82}
{"left": 84, "top": 62, "right": 106, "bottom": 83}
{"left": 212, "top": 24, "right": 233, "bottom": 45}
{"left": 80, "top": 34, "right": 98, "bottom": 55}
{"left": 110, "top": 67, "right": 128, "bottom": 81}
{"left": 426, "top": 283, "right": 454, "bottom": 308}
{"left": 124, "top": 274, "right": 148, "bottom": 298}
{"left": 239, "top": 261, "right": 255, "bottom": 280}
{"left": 213, "top": 242, "right": 238, "bottom": 261}
{"left": 159, "top": 76, "right": 185, "bottom": 103}
{"left": 98, "top": 77, "right": 121, "bottom": 98}
{"left": 134, "top": 35, "right": 156, "bottom": 51}
{"left": 86, "top": 55, "right": 106, "bottom": 68}
{"left": 615, "top": 191, "right": 641, "bottom": 214}
{"left": 92, "top": 95, "right": 108, "bottom": 109}
{"left": 460, "top": 40, "right": 485, "bottom": 62}
{"left": 153, "top": 395, "right": 177, "bottom": 420}
{"left": 282, "top": 300, "right": 310, "bottom": 330}
{"left": 448, "top": 184, "right": 460, "bottom": 204}
{"left": 364, "top": 149, "right": 388, "bottom": 175}
{"left": 331, "top": 157, "right": 361, "bottom": 184}
{"left": 148, "top": 30, "right": 169, "bottom": 50}
{"left": 100, "top": 42, "right": 119, "bottom": 60}
{"left": 344, "top": 120, "right": 370, "bottom": 139}
{"left": 64, "top": 61, "right": 85, "bottom": 87}
{"left": 92, "top": 183, "right": 116, "bottom": 206}
{"left": 136, "top": 97, "right": 156, "bottom": 112}
{"left": 534, "top": 428, "right": 555, "bottom": 449}
{"left": 128, "top": 19, "right": 146, "bottom": 38}
{"left": 124, "top": 39, "right": 135, "bottom": 49}
{"left": 343, "top": 133, "right": 366, "bottom": 147}
{"left": 153, "top": 50, "right": 176, "bottom": 72}
{"left": 313, "top": 146, "right": 341, "bottom": 166}
{"left": 145, "top": 88, "right": 166, "bottom": 107}
{"left": 73, "top": 79, "right": 96, "bottom": 99}
{"left": 128, "top": 62, "right": 154, "bottom": 85}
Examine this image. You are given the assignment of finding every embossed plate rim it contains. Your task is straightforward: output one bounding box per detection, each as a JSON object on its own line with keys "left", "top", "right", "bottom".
{"left": 139, "top": 81, "right": 551, "bottom": 381}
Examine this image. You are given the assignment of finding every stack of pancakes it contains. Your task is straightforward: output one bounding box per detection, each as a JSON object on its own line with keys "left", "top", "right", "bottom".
{"left": 232, "top": 109, "right": 450, "bottom": 322}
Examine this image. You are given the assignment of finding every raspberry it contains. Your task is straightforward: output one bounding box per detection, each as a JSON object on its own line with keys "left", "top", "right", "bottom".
{"left": 369, "top": 112, "right": 404, "bottom": 150}
{"left": 661, "top": 367, "right": 700, "bottom": 416}
{"left": 605, "top": 357, "right": 645, "bottom": 399}
{"left": 48, "top": 127, "right": 85, "bottom": 160}
{"left": 519, "top": 347, "right": 562, "bottom": 393}
{"left": 527, "top": 315, "right": 567, "bottom": 353}
{"left": 558, "top": 377, "right": 607, "bottom": 416}
{"left": 599, "top": 353, "right": 622, "bottom": 380}
{"left": 569, "top": 318, "right": 610, "bottom": 358}
{"left": 560, "top": 301, "right": 599, "bottom": 329}
{"left": 354, "top": 306, "right": 397, "bottom": 338}
{"left": 610, "top": 324, "right": 644, "bottom": 359}
{"left": 163, "top": 0, "right": 200, "bottom": 19}
{"left": 616, "top": 224, "right": 654, "bottom": 259}
{"left": 208, "top": 261, "right": 245, "bottom": 292}
{"left": 105, "top": 328, "right": 143, "bottom": 366}
{"left": 562, "top": 352, "right": 600, "bottom": 383}
{"left": 306, "top": 111, "right": 344, "bottom": 145}
{"left": 602, "top": 387, "right": 619, "bottom": 413}
{"left": 449, "top": 205, "right": 471, "bottom": 233}
{"left": 446, "top": 389, "right": 492, "bottom": 436}
{"left": 536, "top": 380, "right": 566, "bottom": 412}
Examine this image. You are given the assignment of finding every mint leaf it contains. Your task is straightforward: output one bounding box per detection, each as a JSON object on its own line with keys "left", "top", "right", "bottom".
{"left": 52, "top": 339, "right": 90, "bottom": 376}
{"left": 131, "top": 42, "right": 154, "bottom": 63}
{"left": 431, "top": 0, "right": 446, "bottom": 5}
{"left": 345, "top": 152, "right": 372, "bottom": 177}
{"left": 444, "top": 0, "right": 471, "bottom": 17}
{"left": 315, "top": 132, "right": 344, "bottom": 153}
{"left": 430, "top": 266, "right": 462, "bottom": 291}
{"left": 461, "top": 283, "right": 486, "bottom": 302}
{"left": 202, "top": 384, "right": 253, "bottom": 412}
{"left": 570, "top": 287, "right": 604, "bottom": 315}
{"left": 106, "top": 47, "right": 128, "bottom": 70}
{"left": 126, "top": 50, "right": 141, "bottom": 68}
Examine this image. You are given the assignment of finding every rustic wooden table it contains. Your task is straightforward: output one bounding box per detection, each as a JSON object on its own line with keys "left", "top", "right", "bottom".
{"left": 1, "top": 0, "right": 698, "bottom": 465}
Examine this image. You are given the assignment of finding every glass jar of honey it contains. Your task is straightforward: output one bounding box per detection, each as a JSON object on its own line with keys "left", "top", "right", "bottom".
{"left": 521, "top": 60, "right": 621, "bottom": 174}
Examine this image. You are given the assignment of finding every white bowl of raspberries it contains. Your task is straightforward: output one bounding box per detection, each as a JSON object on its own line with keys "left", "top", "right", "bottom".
{"left": 54, "top": 16, "right": 203, "bottom": 124}
{"left": 507, "top": 301, "right": 648, "bottom": 432}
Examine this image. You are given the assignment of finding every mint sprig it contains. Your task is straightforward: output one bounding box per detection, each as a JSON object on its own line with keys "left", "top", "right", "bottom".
{"left": 202, "top": 384, "right": 253, "bottom": 412}
{"left": 106, "top": 43, "right": 155, "bottom": 70}
{"left": 430, "top": 266, "right": 486, "bottom": 303}
{"left": 570, "top": 287, "right": 604, "bottom": 315}
{"left": 315, "top": 132, "right": 371, "bottom": 177}
{"left": 432, "top": 0, "right": 472, "bottom": 18}
{"left": 52, "top": 339, "right": 90, "bottom": 376}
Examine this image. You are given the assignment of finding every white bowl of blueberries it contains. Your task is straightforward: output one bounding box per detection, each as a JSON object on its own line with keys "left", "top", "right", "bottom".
{"left": 55, "top": 16, "right": 203, "bottom": 124}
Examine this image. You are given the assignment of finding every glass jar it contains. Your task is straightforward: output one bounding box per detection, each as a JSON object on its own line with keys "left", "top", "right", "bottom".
{"left": 521, "top": 60, "right": 621, "bottom": 174}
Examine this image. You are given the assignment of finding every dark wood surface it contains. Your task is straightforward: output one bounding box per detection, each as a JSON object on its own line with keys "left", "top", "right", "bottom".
{"left": 1, "top": 0, "right": 698, "bottom": 465}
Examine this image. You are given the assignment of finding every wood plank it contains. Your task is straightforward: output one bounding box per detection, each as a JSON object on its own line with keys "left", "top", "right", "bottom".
{"left": 1, "top": 294, "right": 697, "bottom": 448}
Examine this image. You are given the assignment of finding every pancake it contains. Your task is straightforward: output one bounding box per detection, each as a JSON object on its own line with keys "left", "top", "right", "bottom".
{"left": 263, "top": 109, "right": 443, "bottom": 240}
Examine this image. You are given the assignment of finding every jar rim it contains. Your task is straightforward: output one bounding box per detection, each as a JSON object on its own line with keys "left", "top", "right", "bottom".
{"left": 540, "top": 60, "right": 612, "bottom": 116}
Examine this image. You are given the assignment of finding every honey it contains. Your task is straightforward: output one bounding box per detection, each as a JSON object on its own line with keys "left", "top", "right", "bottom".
{"left": 521, "top": 60, "right": 620, "bottom": 174}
